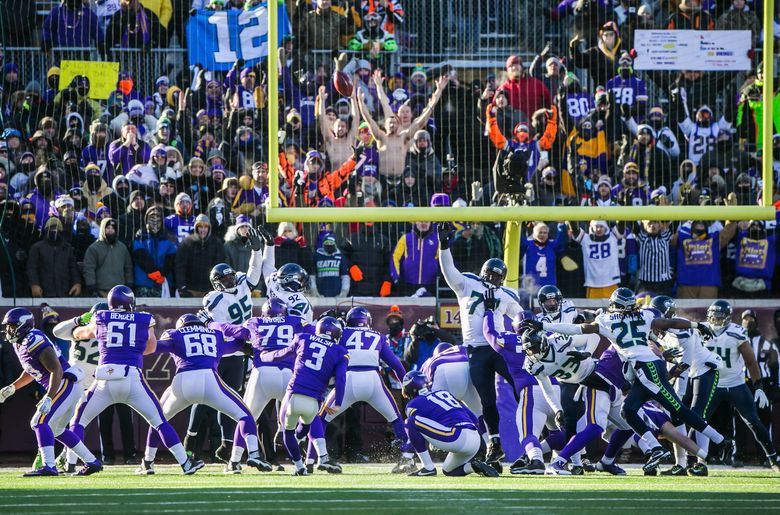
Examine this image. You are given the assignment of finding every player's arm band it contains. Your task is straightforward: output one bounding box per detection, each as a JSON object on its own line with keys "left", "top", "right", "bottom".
{"left": 542, "top": 322, "right": 583, "bottom": 335}
{"left": 690, "top": 321, "right": 699, "bottom": 329}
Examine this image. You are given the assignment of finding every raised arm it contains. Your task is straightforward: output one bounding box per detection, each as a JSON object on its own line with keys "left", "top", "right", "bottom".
{"left": 373, "top": 69, "right": 394, "bottom": 121}
{"left": 317, "top": 86, "right": 332, "bottom": 144}
{"left": 408, "top": 75, "right": 449, "bottom": 135}
{"left": 357, "top": 89, "right": 384, "bottom": 143}
{"left": 437, "top": 224, "right": 466, "bottom": 296}
{"left": 72, "top": 321, "right": 97, "bottom": 341}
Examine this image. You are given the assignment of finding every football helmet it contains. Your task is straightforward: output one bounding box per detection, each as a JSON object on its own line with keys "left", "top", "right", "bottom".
{"left": 2, "top": 308, "right": 35, "bottom": 344}
{"left": 315, "top": 316, "right": 343, "bottom": 342}
{"left": 433, "top": 342, "right": 453, "bottom": 356}
{"left": 480, "top": 258, "right": 507, "bottom": 288}
{"left": 521, "top": 330, "right": 548, "bottom": 358}
{"left": 345, "top": 306, "right": 372, "bottom": 328}
{"left": 176, "top": 313, "right": 204, "bottom": 329}
{"left": 107, "top": 285, "right": 135, "bottom": 311}
{"left": 707, "top": 300, "right": 732, "bottom": 328}
{"left": 511, "top": 310, "right": 535, "bottom": 333}
{"left": 90, "top": 302, "right": 109, "bottom": 314}
{"left": 261, "top": 298, "right": 288, "bottom": 317}
{"left": 608, "top": 287, "right": 637, "bottom": 314}
{"left": 650, "top": 295, "right": 676, "bottom": 319}
{"left": 210, "top": 263, "right": 237, "bottom": 293}
{"left": 277, "top": 263, "right": 308, "bottom": 293}
{"left": 537, "top": 285, "right": 563, "bottom": 315}
{"left": 402, "top": 370, "right": 429, "bottom": 399}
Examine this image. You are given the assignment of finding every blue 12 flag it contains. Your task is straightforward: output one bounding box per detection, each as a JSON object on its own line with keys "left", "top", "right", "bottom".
{"left": 186, "top": 2, "right": 291, "bottom": 71}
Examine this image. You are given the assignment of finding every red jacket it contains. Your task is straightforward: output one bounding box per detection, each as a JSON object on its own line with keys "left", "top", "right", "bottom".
{"left": 497, "top": 76, "right": 552, "bottom": 119}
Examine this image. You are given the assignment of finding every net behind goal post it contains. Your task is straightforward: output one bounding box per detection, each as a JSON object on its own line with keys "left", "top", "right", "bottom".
{"left": 266, "top": 0, "right": 775, "bottom": 287}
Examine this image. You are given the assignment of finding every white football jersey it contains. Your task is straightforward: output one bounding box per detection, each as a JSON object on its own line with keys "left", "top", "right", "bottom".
{"left": 704, "top": 322, "right": 748, "bottom": 388}
{"left": 660, "top": 328, "right": 721, "bottom": 379}
{"left": 204, "top": 272, "right": 255, "bottom": 324}
{"left": 69, "top": 338, "right": 100, "bottom": 389}
{"left": 525, "top": 332, "right": 596, "bottom": 384}
{"left": 595, "top": 308, "right": 657, "bottom": 363}
{"left": 579, "top": 232, "right": 621, "bottom": 288}
{"left": 454, "top": 273, "right": 522, "bottom": 348}
{"left": 265, "top": 274, "right": 313, "bottom": 324}
{"left": 536, "top": 299, "right": 578, "bottom": 324}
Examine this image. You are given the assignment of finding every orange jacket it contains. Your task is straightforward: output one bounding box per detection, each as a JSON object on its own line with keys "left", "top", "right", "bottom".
{"left": 486, "top": 103, "right": 558, "bottom": 151}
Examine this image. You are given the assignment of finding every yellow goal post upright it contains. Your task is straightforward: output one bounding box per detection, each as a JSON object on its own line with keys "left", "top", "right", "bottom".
{"left": 266, "top": 0, "right": 775, "bottom": 289}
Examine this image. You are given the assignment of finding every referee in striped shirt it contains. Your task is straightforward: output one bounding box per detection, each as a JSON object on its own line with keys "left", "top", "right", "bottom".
{"left": 635, "top": 220, "right": 674, "bottom": 295}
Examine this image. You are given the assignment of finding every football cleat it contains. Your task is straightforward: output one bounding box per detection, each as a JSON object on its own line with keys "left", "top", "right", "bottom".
{"left": 686, "top": 463, "right": 708, "bottom": 476}
{"left": 512, "top": 458, "right": 545, "bottom": 475}
{"left": 719, "top": 438, "right": 734, "bottom": 464}
{"left": 135, "top": 460, "right": 155, "bottom": 475}
{"left": 247, "top": 452, "right": 273, "bottom": 472}
{"left": 392, "top": 456, "right": 416, "bottom": 474}
{"left": 32, "top": 452, "right": 44, "bottom": 471}
{"left": 581, "top": 459, "right": 596, "bottom": 473}
{"left": 771, "top": 457, "right": 780, "bottom": 473}
{"left": 274, "top": 463, "right": 285, "bottom": 472}
{"left": 485, "top": 438, "right": 505, "bottom": 463}
{"left": 214, "top": 443, "right": 231, "bottom": 464}
{"left": 544, "top": 460, "right": 571, "bottom": 476}
{"left": 644, "top": 467, "right": 658, "bottom": 476}
{"left": 63, "top": 463, "right": 77, "bottom": 474}
{"left": 569, "top": 465, "right": 584, "bottom": 476}
{"left": 661, "top": 464, "right": 687, "bottom": 476}
{"left": 509, "top": 456, "right": 528, "bottom": 472}
{"left": 224, "top": 461, "right": 242, "bottom": 474}
{"left": 317, "top": 457, "right": 343, "bottom": 474}
{"left": 643, "top": 447, "right": 671, "bottom": 472}
{"left": 596, "top": 461, "right": 626, "bottom": 476}
{"left": 470, "top": 459, "right": 500, "bottom": 477}
{"left": 23, "top": 466, "right": 58, "bottom": 477}
{"left": 125, "top": 455, "right": 140, "bottom": 465}
{"left": 408, "top": 467, "right": 437, "bottom": 477}
{"left": 182, "top": 457, "right": 205, "bottom": 475}
{"left": 55, "top": 450, "right": 68, "bottom": 472}
{"left": 292, "top": 467, "right": 309, "bottom": 476}
{"left": 305, "top": 463, "right": 314, "bottom": 474}
{"left": 77, "top": 460, "right": 103, "bottom": 476}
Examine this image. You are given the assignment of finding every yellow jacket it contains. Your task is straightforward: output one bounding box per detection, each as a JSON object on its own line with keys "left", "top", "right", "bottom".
{"left": 140, "top": 0, "right": 173, "bottom": 28}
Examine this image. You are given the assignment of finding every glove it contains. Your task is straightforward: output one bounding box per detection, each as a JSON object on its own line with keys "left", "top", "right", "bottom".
{"left": 349, "top": 265, "right": 364, "bottom": 282}
{"left": 379, "top": 281, "right": 392, "bottom": 297}
{"left": 351, "top": 144, "right": 364, "bottom": 162}
{"left": 437, "top": 222, "right": 455, "bottom": 250}
{"left": 196, "top": 309, "right": 213, "bottom": 325}
{"left": 0, "top": 384, "right": 15, "bottom": 403}
{"left": 695, "top": 323, "right": 715, "bottom": 341}
{"left": 256, "top": 225, "right": 275, "bottom": 246}
{"left": 662, "top": 347, "right": 683, "bottom": 362}
{"left": 755, "top": 386, "right": 770, "bottom": 409}
{"left": 178, "top": 287, "right": 192, "bottom": 298}
{"left": 76, "top": 311, "right": 93, "bottom": 326}
{"left": 520, "top": 319, "right": 544, "bottom": 333}
{"left": 37, "top": 396, "right": 52, "bottom": 415}
{"left": 483, "top": 288, "right": 498, "bottom": 311}
{"left": 247, "top": 227, "right": 263, "bottom": 251}
{"left": 554, "top": 410, "right": 565, "bottom": 431}
{"left": 147, "top": 271, "right": 166, "bottom": 285}
{"left": 566, "top": 350, "right": 591, "bottom": 362}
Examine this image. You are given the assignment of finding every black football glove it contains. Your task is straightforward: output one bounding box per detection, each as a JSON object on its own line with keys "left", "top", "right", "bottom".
{"left": 662, "top": 347, "right": 683, "bottom": 363}
{"left": 256, "top": 225, "right": 275, "bottom": 246}
{"left": 437, "top": 222, "right": 455, "bottom": 250}
{"left": 566, "top": 350, "right": 591, "bottom": 362}
{"left": 483, "top": 288, "right": 498, "bottom": 311}
{"left": 247, "top": 227, "right": 263, "bottom": 251}
{"left": 696, "top": 323, "right": 715, "bottom": 341}
{"left": 520, "top": 319, "right": 544, "bottom": 333}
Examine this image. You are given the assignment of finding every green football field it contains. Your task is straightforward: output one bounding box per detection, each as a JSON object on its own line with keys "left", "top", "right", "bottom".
{"left": 0, "top": 464, "right": 777, "bottom": 514}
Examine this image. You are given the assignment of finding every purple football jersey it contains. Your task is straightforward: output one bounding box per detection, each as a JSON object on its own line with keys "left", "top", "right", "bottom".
{"left": 94, "top": 310, "right": 153, "bottom": 368}
{"left": 12, "top": 329, "right": 71, "bottom": 389}
{"left": 483, "top": 311, "right": 538, "bottom": 390}
{"left": 605, "top": 76, "right": 647, "bottom": 107}
{"left": 595, "top": 346, "right": 628, "bottom": 389}
{"left": 261, "top": 333, "right": 348, "bottom": 403}
{"left": 406, "top": 390, "right": 478, "bottom": 430}
{"left": 421, "top": 346, "right": 467, "bottom": 383}
{"left": 341, "top": 327, "right": 406, "bottom": 380}
{"left": 564, "top": 92, "right": 594, "bottom": 126}
{"left": 640, "top": 401, "right": 671, "bottom": 434}
{"left": 243, "top": 315, "right": 310, "bottom": 368}
{"left": 156, "top": 325, "right": 244, "bottom": 372}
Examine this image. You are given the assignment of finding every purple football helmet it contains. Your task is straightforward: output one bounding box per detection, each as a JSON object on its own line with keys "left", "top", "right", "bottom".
{"left": 2, "top": 308, "right": 35, "bottom": 344}
{"left": 433, "top": 342, "right": 453, "bottom": 356}
{"left": 402, "top": 370, "right": 429, "bottom": 399}
{"left": 107, "top": 285, "right": 135, "bottom": 311}
{"left": 176, "top": 313, "right": 203, "bottom": 329}
{"left": 262, "top": 298, "right": 288, "bottom": 317}
{"left": 512, "top": 310, "right": 534, "bottom": 333}
{"left": 345, "top": 306, "right": 372, "bottom": 328}
{"left": 315, "top": 316, "right": 343, "bottom": 342}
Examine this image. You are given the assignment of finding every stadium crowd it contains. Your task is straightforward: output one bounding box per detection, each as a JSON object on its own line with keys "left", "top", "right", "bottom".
{"left": 0, "top": 0, "right": 779, "bottom": 302}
